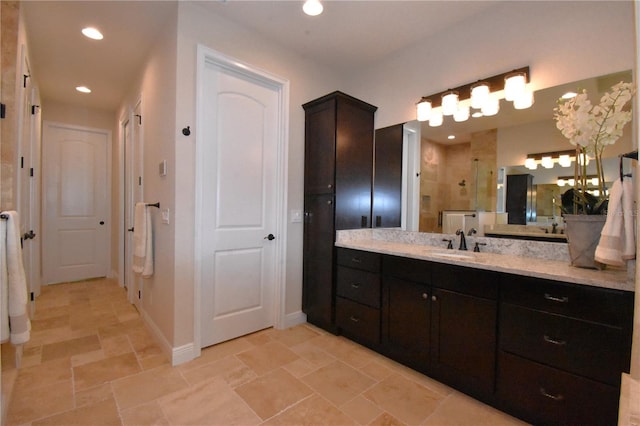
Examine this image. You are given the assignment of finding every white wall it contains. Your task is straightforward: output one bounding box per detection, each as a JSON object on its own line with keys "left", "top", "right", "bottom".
{"left": 347, "top": 1, "right": 635, "bottom": 129}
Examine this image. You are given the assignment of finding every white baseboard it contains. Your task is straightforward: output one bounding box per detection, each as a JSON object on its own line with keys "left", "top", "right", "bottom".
{"left": 281, "top": 310, "right": 307, "bottom": 329}
{"left": 139, "top": 310, "right": 196, "bottom": 366}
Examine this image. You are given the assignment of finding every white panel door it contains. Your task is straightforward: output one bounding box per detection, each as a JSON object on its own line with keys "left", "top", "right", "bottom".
{"left": 43, "top": 122, "right": 109, "bottom": 284}
{"left": 199, "top": 60, "right": 279, "bottom": 347}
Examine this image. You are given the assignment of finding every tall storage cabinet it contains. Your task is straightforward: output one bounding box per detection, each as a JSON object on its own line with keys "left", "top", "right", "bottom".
{"left": 302, "top": 91, "right": 377, "bottom": 330}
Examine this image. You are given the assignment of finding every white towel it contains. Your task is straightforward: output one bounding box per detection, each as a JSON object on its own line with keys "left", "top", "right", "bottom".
{"left": 443, "top": 213, "right": 465, "bottom": 235}
{"left": 132, "top": 203, "right": 154, "bottom": 278}
{"left": 595, "top": 179, "right": 635, "bottom": 266}
{"left": 1, "top": 211, "right": 31, "bottom": 344}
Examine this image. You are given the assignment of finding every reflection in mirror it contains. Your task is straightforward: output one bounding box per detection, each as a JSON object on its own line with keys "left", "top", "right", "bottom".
{"left": 406, "top": 70, "right": 633, "bottom": 239}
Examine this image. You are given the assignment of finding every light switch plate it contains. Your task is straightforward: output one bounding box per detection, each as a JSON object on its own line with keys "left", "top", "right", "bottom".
{"left": 161, "top": 208, "right": 170, "bottom": 224}
{"left": 291, "top": 209, "right": 303, "bottom": 223}
{"left": 159, "top": 160, "right": 167, "bottom": 177}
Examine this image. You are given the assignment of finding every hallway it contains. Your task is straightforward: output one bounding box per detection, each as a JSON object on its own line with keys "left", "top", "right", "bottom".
{"left": 1, "top": 279, "right": 525, "bottom": 425}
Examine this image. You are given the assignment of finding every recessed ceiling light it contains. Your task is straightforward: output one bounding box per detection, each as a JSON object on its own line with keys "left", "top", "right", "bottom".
{"left": 76, "top": 86, "right": 92, "bottom": 93}
{"left": 82, "top": 27, "right": 103, "bottom": 40}
{"left": 303, "top": 0, "right": 323, "bottom": 16}
{"left": 447, "top": 135, "right": 455, "bottom": 140}
{"left": 562, "top": 91, "right": 577, "bottom": 99}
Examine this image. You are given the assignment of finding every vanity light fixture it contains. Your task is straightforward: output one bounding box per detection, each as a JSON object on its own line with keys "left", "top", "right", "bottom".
{"left": 441, "top": 91, "right": 459, "bottom": 116}
{"left": 429, "top": 109, "right": 444, "bottom": 127}
{"left": 453, "top": 105, "right": 470, "bottom": 122}
{"left": 81, "top": 27, "right": 103, "bottom": 40}
{"left": 416, "top": 99, "right": 432, "bottom": 122}
{"left": 303, "top": 0, "right": 323, "bottom": 16}
{"left": 504, "top": 71, "right": 527, "bottom": 101}
{"left": 447, "top": 135, "right": 456, "bottom": 140}
{"left": 470, "top": 82, "right": 490, "bottom": 109}
{"left": 415, "top": 66, "right": 531, "bottom": 125}
{"left": 557, "top": 175, "right": 598, "bottom": 187}
{"left": 525, "top": 150, "right": 576, "bottom": 169}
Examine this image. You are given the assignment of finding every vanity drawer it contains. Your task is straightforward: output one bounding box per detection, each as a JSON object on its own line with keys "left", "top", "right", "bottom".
{"left": 432, "top": 263, "right": 499, "bottom": 300}
{"left": 336, "top": 248, "right": 380, "bottom": 272}
{"left": 382, "top": 254, "right": 432, "bottom": 284}
{"left": 497, "top": 351, "right": 619, "bottom": 426}
{"left": 336, "top": 265, "right": 380, "bottom": 308}
{"left": 501, "top": 274, "right": 633, "bottom": 327}
{"left": 500, "top": 303, "right": 630, "bottom": 385}
{"left": 336, "top": 297, "right": 380, "bottom": 344}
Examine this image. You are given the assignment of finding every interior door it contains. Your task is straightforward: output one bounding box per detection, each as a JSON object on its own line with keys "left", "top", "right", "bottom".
{"left": 199, "top": 59, "right": 279, "bottom": 347}
{"left": 42, "top": 122, "right": 110, "bottom": 284}
{"left": 124, "top": 101, "right": 143, "bottom": 307}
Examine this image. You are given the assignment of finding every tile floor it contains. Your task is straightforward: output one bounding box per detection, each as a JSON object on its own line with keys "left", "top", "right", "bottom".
{"left": 1, "top": 278, "right": 528, "bottom": 425}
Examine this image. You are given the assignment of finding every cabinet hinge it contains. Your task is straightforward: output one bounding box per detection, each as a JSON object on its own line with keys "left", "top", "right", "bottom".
{"left": 30, "top": 292, "right": 34, "bottom": 301}
{"left": 30, "top": 168, "right": 34, "bottom": 177}
{"left": 20, "top": 157, "right": 24, "bottom": 169}
{"left": 138, "top": 176, "right": 142, "bottom": 186}
{"left": 31, "top": 105, "right": 40, "bottom": 115}
{"left": 138, "top": 290, "right": 141, "bottom": 299}
{"left": 0, "top": 103, "right": 5, "bottom": 119}
{"left": 23, "top": 74, "right": 29, "bottom": 88}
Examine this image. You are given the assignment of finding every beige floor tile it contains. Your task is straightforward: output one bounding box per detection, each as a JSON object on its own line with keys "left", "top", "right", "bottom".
{"left": 364, "top": 374, "right": 444, "bottom": 425}
{"left": 14, "top": 358, "right": 71, "bottom": 390}
{"left": 236, "top": 341, "right": 300, "bottom": 375}
{"left": 120, "top": 400, "right": 170, "bottom": 426}
{"left": 179, "top": 337, "right": 254, "bottom": 372}
{"left": 128, "top": 327, "right": 163, "bottom": 358}
{"left": 289, "top": 340, "right": 336, "bottom": 368}
{"left": 139, "top": 353, "right": 170, "bottom": 370}
{"left": 161, "top": 378, "right": 262, "bottom": 425}
{"left": 302, "top": 360, "right": 376, "bottom": 406}
{"left": 111, "top": 364, "right": 189, "bottom": 410}
{"left": 101, "top": 334, "right": 134, "bottom": 357}
{"left": 244, "top": 328, "right": 274, "bottom": 346}
{"left": 341, "top": 395, "right": 384, "bottom": 425}
{"left": 359, "top": 360, "right": 394, "bottom": 382}
{"left": 370, "top": 412, "right": 407, "bottom": 426}
{"left": 73, "top": 352, "right": 141, "bottom": 391}
{"left": 181, "top": 355, "right": 257, "bottom": 388}
{"left": 270, "top": 324, "right": 322, "bottom": 347}
{"left": 75, "top": 383, "right": 114, "bottom": 408}
{"left": 423, "top": 392, "right": 527, "bottom": 426}
{"left": 98, "top": 318, "right": 145, "bottom": 340}
{"left": 71, "top": 349, "right": 106, "bottom": 367}
{"left": 40, "top": 334, "right": 101, "bottom": 362}
{"left": 31, "top": 314, "right": 70, "bottom": 331}
{"left": 264, "top": 394, "right": 357, "bottom": 425}
{"left": 7, "top": 379, "right": 74, "bottom": 424}
{"left": 235, "top": 368, "right": 314, "bottom": 420}
{"left": 32, "top": 397, "right": 121, "bottom": 426}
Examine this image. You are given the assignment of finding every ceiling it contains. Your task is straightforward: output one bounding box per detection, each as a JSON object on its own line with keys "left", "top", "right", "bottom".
{"left": 21, "top": 0, "right": 499, "bottom": 111}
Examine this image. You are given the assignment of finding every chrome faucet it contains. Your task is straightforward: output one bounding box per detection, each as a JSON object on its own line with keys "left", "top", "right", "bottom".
{"left": 455, "top": 229, "right": 467, "bottom": 251}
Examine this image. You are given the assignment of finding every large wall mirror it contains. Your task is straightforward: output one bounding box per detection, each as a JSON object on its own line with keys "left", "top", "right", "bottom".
{"left": 403, "top": 70, "right": 634, "bottom": 240}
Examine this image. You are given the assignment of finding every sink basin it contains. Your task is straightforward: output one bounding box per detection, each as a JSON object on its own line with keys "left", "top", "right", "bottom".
{"left": 426, "top": 250, "right": 476, "bottom": 260}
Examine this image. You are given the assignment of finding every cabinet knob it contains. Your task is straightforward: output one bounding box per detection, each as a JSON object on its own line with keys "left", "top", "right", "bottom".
{"left": 539, "top": 387, "right": 564, "bottom": 402}
{"left": 327, "top": 200, "right": 333, "bottom": 205}
{"left": 422, "top": 293, "right": 428, "bottom": 300}
{"left": 327, "top": 184, "right": 333, "bottom": 189}
{"left": 431, "top": 295, "right": 437, "bottom": 302}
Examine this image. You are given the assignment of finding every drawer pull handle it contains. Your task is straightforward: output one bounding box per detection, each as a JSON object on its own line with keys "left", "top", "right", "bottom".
{"left": 351, "top": 283, "right": 361, "bottom": 289}
{"left": 543, "top": 335, "right": 567, "bottom": 346}
{"left": 351, "top": 257, "right": 361, "bottom": 263}
{"left": 544, "top": 293, "right": 569, "bottom": 303}
{"left": 349, "top": 316, "right": 360, "bottom": 323}
{"left": 539, "top": 387, "right": 564, "bottom": 402}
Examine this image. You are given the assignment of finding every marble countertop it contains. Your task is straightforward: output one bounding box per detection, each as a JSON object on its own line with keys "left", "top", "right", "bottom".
{"left": 335, "top": 230, "right": 634, "bottom": 292}
{"left": 484, "top": 229, "right": 568, "bottom": 241}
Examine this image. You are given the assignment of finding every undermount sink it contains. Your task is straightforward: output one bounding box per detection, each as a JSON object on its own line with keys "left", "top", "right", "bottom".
{"left": 426, "top": 250, "right": 476, "bottom": 260}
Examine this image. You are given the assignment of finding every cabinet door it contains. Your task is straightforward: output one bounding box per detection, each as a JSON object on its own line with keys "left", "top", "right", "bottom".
{"left": 431, "top": 287, "right": 497, "bottom": 398}
{"left": 506, "top": 174, "right": 533, "bottom": 225}
{"left": 384, "top": 275, "right": 431, "bottom": 372}
{"left": 373, "top": 124, "right": 403, "bottom": 228}
{"left": 302, "top": 194, "right": 336, "bottom": 329}
{"left": 335, "top": 97, "right": 375, "bottom": 230}
{"left": 303, "top": 98, "right": 336, "bottom": 195}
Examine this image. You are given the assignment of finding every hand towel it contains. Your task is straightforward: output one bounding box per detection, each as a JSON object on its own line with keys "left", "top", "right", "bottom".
{"left": 443, "top": 213, "right": 465, "bottom": 235}
{"left": 1, "top": 211, "right": 31, "bottom": 344}
{"left": 595, "top": 179, "right": 635, "bottom": 266}
{"left": 132, "top": 203, "right": 154, "bottom": 277}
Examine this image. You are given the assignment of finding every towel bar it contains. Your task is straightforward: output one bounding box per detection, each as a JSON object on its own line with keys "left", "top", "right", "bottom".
{"left": 145, "top": 202, "right": 160, "bottom": 208}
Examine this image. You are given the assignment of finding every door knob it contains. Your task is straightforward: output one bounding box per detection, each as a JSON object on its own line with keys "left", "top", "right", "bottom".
{"left": 264, "top": 234, "right": 275, "bottom": 241}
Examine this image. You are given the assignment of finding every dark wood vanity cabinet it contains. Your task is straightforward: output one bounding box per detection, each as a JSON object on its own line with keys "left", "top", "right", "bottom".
{"left": 497, "top": 274, "right": 634, "bottom": 425}
{"left": 335, "top": 248, "right": 381, "bottom": 346}
{"left": 302, "top": 92, "right": 377, "bottom": 330}
{"left": 430, "top": 264, "right": 499, "bottom": 400}
{"left": 381, "top": 255, "right": 433, "bottom": 372}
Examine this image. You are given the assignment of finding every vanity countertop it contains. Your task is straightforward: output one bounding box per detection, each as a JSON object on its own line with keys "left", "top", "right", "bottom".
{"left": 336, "top": 232, "right": 634, "bottom": 293}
